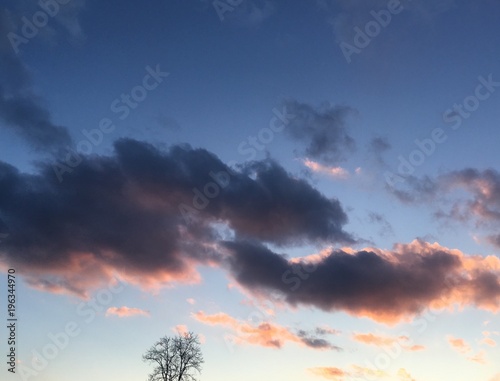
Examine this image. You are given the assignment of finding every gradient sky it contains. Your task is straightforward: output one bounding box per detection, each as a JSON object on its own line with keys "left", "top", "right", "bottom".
{"left": 1, "top": 1, "right": 500, "bottom": 380}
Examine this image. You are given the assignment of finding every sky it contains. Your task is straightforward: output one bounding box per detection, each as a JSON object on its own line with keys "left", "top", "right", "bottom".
{"left": 0, "top": 0, "right": 500, "bottom": 380}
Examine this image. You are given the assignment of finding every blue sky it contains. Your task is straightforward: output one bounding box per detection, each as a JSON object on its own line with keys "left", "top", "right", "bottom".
{"left": 1, "top": 1, "right": 500, "bottom": 380}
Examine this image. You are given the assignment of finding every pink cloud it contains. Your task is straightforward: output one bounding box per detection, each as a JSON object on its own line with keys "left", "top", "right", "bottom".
{"left": 192, "top": 311, "right": 339, "bottom": 350}
{"left": 308, "top": 367, "right": 346, "bottom": 380}
{"left": 447, "top": 335, "right": 471, "bottom": 353}
{"left": 105, "top": 306, "right": 150, "bottom": 318}
{"left": 352, "top": 332, "right": 425, "bottom": 352}
{"left": 303, "top": 159, "right": 350, "bottom": 179}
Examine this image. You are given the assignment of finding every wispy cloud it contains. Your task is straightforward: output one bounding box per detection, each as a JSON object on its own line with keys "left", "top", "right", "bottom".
{"left": 192, "top": 310, "right": 340, "bottom": 350}
{"left": 105, "top": 306, "right": 150, "bottom": 318}
{"left": 309, "top": 364, "right": 390, "bottom": 380}
{"left": 447, "top": 335, "right": 488, "bottom": 364}
{"left": 352, "top": 332, "right": 424, "bottom": 351}
{"left": 308, "top": 367, "right": 346, "bottom": 380}
{"left": 481, "top": 331, "right": 498, "bottom": 347}
{"left": 468, "top": 350, "right": 487, "bottom": 364}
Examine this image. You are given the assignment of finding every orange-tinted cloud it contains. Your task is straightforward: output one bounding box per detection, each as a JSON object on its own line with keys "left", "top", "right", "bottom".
{"left": 468, "top": 350, "right": 487, "bottom": 364}
{"left": 407, "top": 345, "right": 425, "bottom": 351}
{"left": 350, "top": 365, "right": 388, "bottom": 379}
{"left": 353, "top": 332, "right": 407, "bottom": 347}
{"left": 224, "top": 239, "right": 500, "bottom": 324}
{"left": 447, "top": 335, "right": 471, "bottom": 353}
{"left": 105, "top": 306, "right": 150, "bottom": 318}
{"left": 174, "top": 324, "right": 189, "bottom": 336}
{"left": 447, "top": 335, "right": 488, "bottom": 365}
{"left": 352, "top": 332, "right": 425, "bottom": 352}
{"left": 481, "top": 337, "right": 497, "bottom": 347}
{"left": 192, "top": 311, "right": 340, "bottom": 350}
{"left": 481, "top": 331, "right": 498, "bottom": 347}
{"left": 309, "top": 364, "right": 399, "bottom": 380}
{"left": 308, "top": 367, "right": 346, "bottom": 380}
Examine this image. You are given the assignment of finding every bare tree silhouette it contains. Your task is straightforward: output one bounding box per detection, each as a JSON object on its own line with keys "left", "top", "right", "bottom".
{"left": 143, "top": 332, "right": 204, "bottom": 381}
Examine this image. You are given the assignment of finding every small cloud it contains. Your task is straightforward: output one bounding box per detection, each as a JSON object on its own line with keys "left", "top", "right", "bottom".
{"left": 308, "top": 367, "right": 346, "bottom": 380}
{"left": 309, "top": 364, "right": 393, "bottom": 380}
{"left": 481, "top": 331, "right": 498, "bottom": 347}
{"left": 155, "top": 114, "right": 181, "bottom": 131}
{"left": 303, "top": 158, "right": 349, "bottom": 179}
{"left": 468, "top": 350, "right": 487, "bottom": 365}
{"left": 283, "top": 100, "right": 356, "bottom": 165}
{"left": 316, "top": 325, "right": 341, "bottom": 336}
{"left": 369, "top": 137, "right": 391, "bottom": 166}
{"left": 350, "top": 365, "right": 388, "bottom": 379}
{"left": 187, "top": 298, "right": 196, "bottom": 305}
{"left": 407, "top": 344, "right": 425, "bottom": 351}
{"left": 105, "top": 306, "right": 150, "bottom": 318}
{"left": 353, "top": 332, "right": 424, "bottom": 352}
{"left": 447, "top": 335, "right": 471, "bottom": 353}
{"left": 481, "top": 337, "right": 497, "bottom": 347}
{"left": 174, "top": 324, "right": 189, "bottom": 336}
{"left": 367, "top": 212, "right": 394, "bottom": 237}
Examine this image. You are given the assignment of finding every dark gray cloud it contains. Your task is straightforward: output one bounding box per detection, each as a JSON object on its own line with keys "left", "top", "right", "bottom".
{"left": 0, "top": 86, "right": 73, "bottom": 151}
{"left": 222, "top": 239, "right": 500, "bottom": 323}
{"left": 0, "top": 139, "right": 353, "bottom": 295}
{"left": 297, "top": 329, "right": 342, "bottom": 351}
{"left": 0, "top": 9, "right": 73, "bottom": 153}
{"left": 388, "top": 168, "right": 500, "bottom": 224}
{"left": 282, "top": 100, "right": 356, "bottom": 165}
{"left": 387, "top": 174, "right": 439, "bottom": 204}
{"left": 367, "top": 211, "right": 394, "bottom": 237}
{"left": 115, "top": 139, "right": 354, "bottom": 245}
